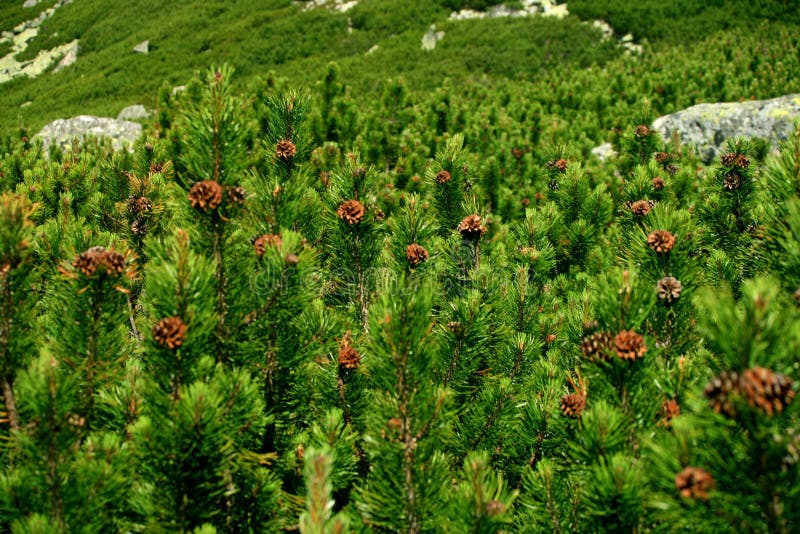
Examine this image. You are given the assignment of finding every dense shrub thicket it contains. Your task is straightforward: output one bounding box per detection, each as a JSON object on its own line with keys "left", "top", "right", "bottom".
{"left": 1, "top": 1, "right": 800, "bottom": 532}
{"left": 0, "top": 58, "right": 799, "bottom": 530}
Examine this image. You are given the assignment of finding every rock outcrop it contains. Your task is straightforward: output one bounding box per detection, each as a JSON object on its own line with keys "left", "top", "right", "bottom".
{"left": 652, "top": 94, "right": 800, "bottom": 163}
{"left": 35, "top": 116, "right": 143, "bottom": 152}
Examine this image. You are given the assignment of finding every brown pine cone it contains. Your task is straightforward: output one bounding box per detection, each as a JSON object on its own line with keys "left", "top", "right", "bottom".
{"left": 338, "top": 344, "right": 360, "bottom": 370}
{"left": 405, "top": 243, "right": 429, "bottom": 267}
{"left": 739, "top": 367, "right": 795, "bottom": 416}
{"left": 634, "top": 124, "right": 651, "bottom": 138}
{"left": 675, "top": 467, "right": 714, "bottom": 500}
{"left": 721, "top": 152, "right": 749, "bottom": 169}
{"left": 435, "top": 170, "right": 452, "bottom": 184}
{"left": 226, "top": 186, "right": 247, "bottom": 205}
{"left": 657, "top": 276, "right": 683, "bottom": 304}
{"left": 614, "top": 330, "right": 646, "bottom": 361}
{"left": 152, "top": 317, "right": 187, "bottom": 349}
{"left": 560, "top": 393, "right": 586, "bottom": 418}
{"left": 73, "top": 247, "right": 125, "bottom": 277}
{"left": 458, "top": 214, "right": 487, "bottom": 240}
{"left": 658, "top": 399, "right": 681, "bottom": 427}
{"left": 581, "top": 331, "right": 613, "bottom": 361}
{"left": 337, "top": 200, "right": 366, "bottom": 225}
{"left": 253, "top": 234, "right": 282, "bottom": 257}
{"left": 647, "top": 229, "right": 675, "bottom": 253}
{"left": 127, "top": 195, "right": 152, "bottom": 215}
{"left": 131, "top": 219, "right": 148, "bottom": 237}
{"left": 547, "top": 158, "right": 568, "bottom": 172}
{"left": 188, "top": 180, "right": 223, "bottom": 211}
{"left": 652, "top": 177, "right": 665, "bottom": 191}
{"left": 794, "top": 287, "right": 800, "bottom": 305}
{"left": 630, "top": 200, "right": 653, "bottom": 216}
{"left": 723, "top": 171, "right": 742, "bottom": 190}
{"left": 276, "top": 139, "right": 297, "bottom": 161}
{"left": 654, "top": 152, "right": 671, "bottom": 164}
{"left": 704, "top": 370, "right": 740, "bottom": 417}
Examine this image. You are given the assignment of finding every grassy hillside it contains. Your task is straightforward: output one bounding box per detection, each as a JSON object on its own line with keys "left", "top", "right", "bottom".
{"left": 0, "top": 0, "right": 797, "bottom": 136}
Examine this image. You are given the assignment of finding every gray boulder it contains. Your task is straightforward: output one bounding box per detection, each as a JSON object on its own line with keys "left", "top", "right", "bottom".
{"left": 133, "top": 40, "right": 149, "bottom": 54}
{"left": 652, "top": 94, "right": 800, "bottom": 163}
{"left": 117, "top": 104, "right": 150, "bottom": 121}
{"left": 35, "top": 116, "right": 142, "bottom": 152}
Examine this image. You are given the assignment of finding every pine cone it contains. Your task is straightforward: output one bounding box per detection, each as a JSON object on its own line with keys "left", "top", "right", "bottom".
{"left": 131, "top": 219, "right": 147, "bottom": 237}
{"left": 560, "top": 393, "right": 586, "bottom": 418}
{"left": 723, "top": 171, "right": 742, "bottom": 190}
{"left": 547, "top": 158, "right": 568, "bottom": 173}
{"left": 652, "top": 176, "right": 665, "bottom": 191}
{"left": 405, "top": 243, "right": 429, "bottom": 267}
{"left": 152, "top": 317, "right": 187, "bottom": 349}
{"left": 276, "top": 139, "right": 297, "bottom": 161}
{"left": 337, "top": 200, "right": 366, "bottom": 225}
{"left": 794, "top": 287, "right": 800, "bottom": 306}
{"left": 72, "top": 246, "right": 125, "bottom": 277}
{"left": 613, "top": 330, "right": 646, "bottom": 361}
{"left": 149, "top": 162, "right": 163, "bottom": 174}
{"left": 647, "top": 229, "right": 675, "bottom": 253}
{"left": 458, "top": 214, "right": 487, "bottom": 240}
{"left": 188, "top": 180, "right": 223, "bottom": 211}
{"left": 338, "top": 344, "right": 361, "bottom": 370}
{"left": 739, "top": 367, "right": 795, "bottom": 416}
{"left": 654, "top": 152, "right": 671, "bottom": 164}
{"left": 657, "top": 276, "right": 683, "bottom": 304}
{"left": 226, "top": 186, "right": 247, "bottom": 205}
{"left": 704, "top": 370, "right": 740, "bottom": 417}
{"left": 435, "top": 170, "right": 452, "bottom": 184}
{"left": 630, "top": 200, "right": 654, "bottom": 217}
{"left": 253, "top": 234, "right": 282, "bottom": 257}
{"left": 581, "top": 331, "right": 613, "bottom": 361}
{"left": 127, "top": 195, "right": 152, "bottom": 215}
{"left": 721, "top": 152, "right": 749, "bottom": 169}
{"left": 511, "top": 148, "right": 524, "bottom": 160}
{"left": 634, "top": 124, "right": 651, "bottom": 138}
{"left": 658, "top": 399, "right": 681, "bottom": 427}
{"left": 675, "top": 467, "right": 714, "bottom": 500}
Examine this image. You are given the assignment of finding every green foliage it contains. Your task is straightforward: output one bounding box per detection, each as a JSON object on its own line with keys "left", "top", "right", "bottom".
{"left": 1, "top": 3, "right": 800, "bottom": 531}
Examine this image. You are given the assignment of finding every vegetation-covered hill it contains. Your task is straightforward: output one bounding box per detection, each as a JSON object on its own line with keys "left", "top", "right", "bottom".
{"left": 2, "top": 1, "right": 800, "bottom": 532}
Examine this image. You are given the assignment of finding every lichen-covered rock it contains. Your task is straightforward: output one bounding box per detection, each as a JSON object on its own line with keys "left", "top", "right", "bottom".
{"left": 117, "top": 104, "right": 150, "bottom": 121}
{"left": 421, "top": 25, "right": 444, "bottom": 51}
{"left": 652, "top": 94, "right": 800, "bottom": 163}
{"left": 35, "top": 116, "right": 143, "bottom": 152}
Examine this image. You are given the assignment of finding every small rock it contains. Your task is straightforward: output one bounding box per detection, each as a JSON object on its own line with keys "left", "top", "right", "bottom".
{"left": 171, "top": 85, "right": 186, "bottom": 96}
{"left": 53, "top": 41, "right": 78, "bottom": 72}
{"left": 421, "top": 25, "right": 445, "bottom": 51}
{"left": 20, "top": 101, "right": 32, "bottom": 108}
{"left": 35, "top": 116, "right": 143, "bottom": 152}
{"left": 133, "top": 40, "right": 149, "bottom": 54}
{"left": 591, "top": 142, "right": 616, "bottom": 162}
{"left": 23, "top": 0, "right": 41, "bottom": 7}
{"left": 366, "top": 44, "right": 379, "bottom": 55}
{"left": 117, "top": 104, "right": 150, "bottom": 121}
